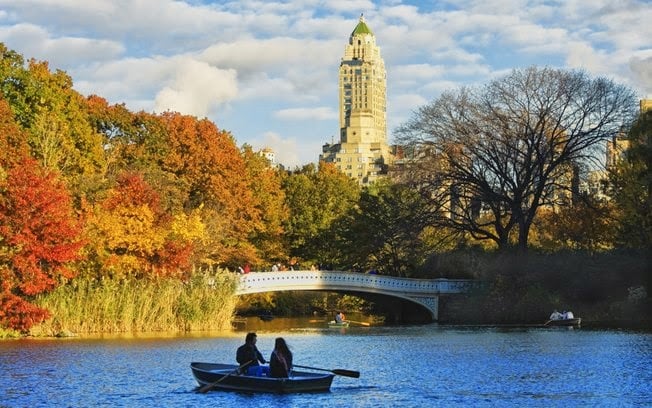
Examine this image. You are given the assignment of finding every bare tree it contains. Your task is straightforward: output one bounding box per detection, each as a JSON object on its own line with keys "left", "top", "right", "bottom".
{"left": 395, "top": 66, "right": 637, "bottom": 251}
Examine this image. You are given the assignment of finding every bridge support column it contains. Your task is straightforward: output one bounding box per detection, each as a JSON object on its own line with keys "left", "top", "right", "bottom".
{"left": 411, "top": 296, "right": 439, "bottom": 321}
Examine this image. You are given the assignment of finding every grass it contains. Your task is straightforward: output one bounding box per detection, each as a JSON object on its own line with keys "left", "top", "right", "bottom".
{"left": 31, "top": 267, "right": 238, "bottom": 336}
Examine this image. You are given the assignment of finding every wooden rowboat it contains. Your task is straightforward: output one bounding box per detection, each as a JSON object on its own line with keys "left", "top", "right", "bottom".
{"left": 545, "top": 317, "right": 582, "bottom": 327}
{"left": 328, "top": 320, "right": 350, "bottom": 328}
{"left": 191, "top": 362, "right": 334, "bottom": 393}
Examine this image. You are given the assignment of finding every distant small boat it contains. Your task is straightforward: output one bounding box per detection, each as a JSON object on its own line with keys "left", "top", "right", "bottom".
{"left": 258, "top": 314, "right": 274, "bottom": 321}
{"left": 545, "top": 317, "right": 582, "bottom": 327}
{"left": 328, "top": 320, "right": 350, "bottom": 328}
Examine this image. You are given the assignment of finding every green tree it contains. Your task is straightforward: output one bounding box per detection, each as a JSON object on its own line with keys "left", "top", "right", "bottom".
{"left": 241, "top": 145, "right": 289, "bottom": 265}
{"left": 336, "top": 180, "right": 446, "bottom": 276}
{"left": 609, "top": 109, "right": 652, "bottom": 250}
{"left": 282, "top": 163, "right": 359, "bottom": 267}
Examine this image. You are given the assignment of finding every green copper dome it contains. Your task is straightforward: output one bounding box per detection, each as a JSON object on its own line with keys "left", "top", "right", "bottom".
{"left": 352, "top": 15, "right": 373, "bottom": 36}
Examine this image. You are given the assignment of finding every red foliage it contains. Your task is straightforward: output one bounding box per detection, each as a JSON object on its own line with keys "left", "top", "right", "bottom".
{"left": 104, "top": 172, "right": 163, "bottom": 217}
{"left": 153, "top": 241, "right": 194, "bottom": 276}
{"left": 0, "top": 157, "right": 83, "bottom": 331}
{"left": 0, "top": 291, "right": 50, "bottom": 333}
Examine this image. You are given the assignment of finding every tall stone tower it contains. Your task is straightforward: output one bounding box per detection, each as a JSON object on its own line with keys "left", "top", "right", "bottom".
{"left": 321, "top": 14, "right": 393, "bottom": 185}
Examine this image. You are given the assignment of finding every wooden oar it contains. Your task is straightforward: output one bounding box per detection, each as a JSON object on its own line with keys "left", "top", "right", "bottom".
{"left": 346, "top": 320, "right": 371, "bottom": 326}
{"left": 294, "top": 364, "right": 360, "bottom": 378}
{"left": 197, "top": 360, "right": 252, "bottom": 393}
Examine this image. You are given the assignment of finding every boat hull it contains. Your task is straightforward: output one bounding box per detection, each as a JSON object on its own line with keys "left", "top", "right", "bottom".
{"left": 328, "top": 320, "right": 350, "bottom": 328}
{"left": 191, "top": 362, "right": 334, "bottom": 393}
{"left": 546, "top": 318, "right": 582, "bottom": 327}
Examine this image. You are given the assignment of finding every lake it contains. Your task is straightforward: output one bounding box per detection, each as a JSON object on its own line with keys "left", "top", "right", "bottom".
{"left": 1, "top": 317, "right": 650, "bottom": 407}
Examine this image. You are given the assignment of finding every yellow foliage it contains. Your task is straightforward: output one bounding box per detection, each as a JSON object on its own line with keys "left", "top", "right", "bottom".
{"left": 170, "top": 211, "right": 207, "bottom": 244}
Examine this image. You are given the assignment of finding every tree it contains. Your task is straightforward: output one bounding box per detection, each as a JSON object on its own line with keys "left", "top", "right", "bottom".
{"left": 395, "top": 66, "right": 637, "bottom": 251}
{"left": 335, "top": 180, "right": 445, "bottom": 276}
{"left": 0, "top": 97, "right": 29, "bottom": 167}
{"left": 608, "top": 108, "right": 652, "bottom": 250}
{"left": 160, "top": 112, "right": 260, "bottom": 266}
{"left": 282, "top": 163, "right": 360, "bottom": 267}
{"left": 0, "top": 45, "right": 105, "bottom": 180}
{"left": 241, "top": 145, "right": 289, "bottom": 265}
{"left": 0, "top": 157, "right": 83, "bottom": 332}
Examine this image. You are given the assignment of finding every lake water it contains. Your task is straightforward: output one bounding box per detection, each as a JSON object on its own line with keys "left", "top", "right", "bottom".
{"left": 1, "top": 318, "right": 650, "bottom": 407}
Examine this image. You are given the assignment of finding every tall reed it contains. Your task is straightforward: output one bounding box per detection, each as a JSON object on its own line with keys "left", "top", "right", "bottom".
{"left": 33, "top": 268, "right": 238, "bottom": 335}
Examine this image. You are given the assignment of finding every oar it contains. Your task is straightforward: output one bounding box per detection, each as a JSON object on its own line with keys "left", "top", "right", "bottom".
{"left": 346, "top": 320, "right": 371, "bottom": 326}
{"left": 294, "top": 364, "right": 360, "bottom": 378}
{"left": 197, "top": 360, "right": 252, "bottom": 393}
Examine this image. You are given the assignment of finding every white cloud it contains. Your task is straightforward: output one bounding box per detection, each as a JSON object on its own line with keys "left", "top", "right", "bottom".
{"left": 252, "top": 132, "right": 321, "bottom": 169}
{"left": 629, "top": 56, "right": 652, "bottom": 96}
{"left": 0, "top": 23, "right": 123, "bottom": 68}
{"left": 0, "top": 0, "right": 650, "bottom": 165}
{"left": 154, "top": 57, "right": 238, "bottom": 118}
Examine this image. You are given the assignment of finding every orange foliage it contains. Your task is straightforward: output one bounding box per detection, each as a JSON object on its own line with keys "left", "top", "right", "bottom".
{"left": 0, "top": 97, "right": 29, "bottom": 166}
{"left": 160, "top": 112, "right": 261, "bottom": 265}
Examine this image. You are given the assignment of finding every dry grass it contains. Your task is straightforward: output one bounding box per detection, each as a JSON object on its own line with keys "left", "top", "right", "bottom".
{"left": 32, "top": 268, "right": 238, "bottom": 336}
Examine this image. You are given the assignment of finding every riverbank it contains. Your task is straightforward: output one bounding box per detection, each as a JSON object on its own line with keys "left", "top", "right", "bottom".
{"left": 24, "top": 270, "right": 238, "bottom": 337}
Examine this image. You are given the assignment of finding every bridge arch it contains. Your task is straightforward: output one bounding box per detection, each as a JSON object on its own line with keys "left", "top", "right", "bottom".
{"left": 235, "top": 271, "right": 475, "bottom": 321}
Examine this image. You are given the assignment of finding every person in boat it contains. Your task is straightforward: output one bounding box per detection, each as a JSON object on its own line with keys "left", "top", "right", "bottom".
{"left": 549, "top": 310, "right": 563, "bottom": 320}
{"left": 269, "top": 337, "right": 293, "bottom": 378}
{"left": 563, "top": 310, "right": 574, "bottom": 319}
{"left": 236, "top": 332, "right": 267, "bottom": 375}
{"left": 334, "top": 311, "right": 345, "bottom": 323}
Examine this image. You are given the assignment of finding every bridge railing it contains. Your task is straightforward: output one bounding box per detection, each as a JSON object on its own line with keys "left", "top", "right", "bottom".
{"left": 236, "top": 270, "right": 477, "bottom": 296}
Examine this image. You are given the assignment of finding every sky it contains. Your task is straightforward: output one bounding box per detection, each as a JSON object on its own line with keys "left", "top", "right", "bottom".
{"left": 0, "top": 0, "right": 651, "bottom": 168}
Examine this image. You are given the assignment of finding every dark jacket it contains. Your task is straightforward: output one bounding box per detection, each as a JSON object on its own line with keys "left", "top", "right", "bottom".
{"left": 269, "top": 350, "right": 293, "bottom": 378}
{"left": 236, "top": 343, "right": 265, "bottom": 369}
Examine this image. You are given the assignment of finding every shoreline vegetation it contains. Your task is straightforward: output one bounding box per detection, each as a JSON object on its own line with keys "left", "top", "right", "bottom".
{"left": 24, "top": 269, "right": 238, "bottom": 338}
{"left": 1, "top": 250, "right": 649, "bottom": 339}
{"left": 1, "top": 46, "right": 650, "bottom": 338}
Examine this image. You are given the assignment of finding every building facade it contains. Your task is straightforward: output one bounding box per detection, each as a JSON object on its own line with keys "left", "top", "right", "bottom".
{"left": 320, "top": 15, "right": 393, "bottom": 185}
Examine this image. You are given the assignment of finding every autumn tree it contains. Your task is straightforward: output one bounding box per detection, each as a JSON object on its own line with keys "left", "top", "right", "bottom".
{"left": 83, "top": 172, "right": 195, "bottom": 277}
{"left": 395, "top": 67, "right": 637, "bottom": 251}
{"left": 0, "top": 157, "right": 83, "bottom": 332}
{"left": 0, "top": 44, "right": 105, "bottom": 181}
{"left": 534, "top": 195, "right": 617, "bottom": 252}
{"left": 160, "top": 112, "right": 260, "bottom": 267}
{"left": 0, "top": 97, "right": 29, "bottom": 167}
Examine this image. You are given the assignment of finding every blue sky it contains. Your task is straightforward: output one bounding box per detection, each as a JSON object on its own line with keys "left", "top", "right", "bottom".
{"left": 1, "top": 0, "right": 650, "bottom": 168}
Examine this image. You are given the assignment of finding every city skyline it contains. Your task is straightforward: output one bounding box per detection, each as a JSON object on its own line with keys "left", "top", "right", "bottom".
{"left": 0, "top": 0, "right": 650, "bottom": 168}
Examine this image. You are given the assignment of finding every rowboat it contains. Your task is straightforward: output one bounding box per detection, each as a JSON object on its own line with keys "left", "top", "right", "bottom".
{"left": 328, "top": 320, "right": 350, "bottom": 328}
{"left": 191, "top": 362, "right": 334, "bottom": 393}
{"left": 545, "top": 317, "right": 582, "bottom": 327}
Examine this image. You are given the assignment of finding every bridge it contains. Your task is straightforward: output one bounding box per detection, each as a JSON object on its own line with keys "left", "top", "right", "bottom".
{"left": 236, "top": 270, "right": 476, "bottom": 321}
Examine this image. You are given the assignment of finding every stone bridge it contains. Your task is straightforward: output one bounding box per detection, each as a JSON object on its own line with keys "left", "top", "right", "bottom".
{"left": 236, "top": 270, "right": 476, "bottom": 321}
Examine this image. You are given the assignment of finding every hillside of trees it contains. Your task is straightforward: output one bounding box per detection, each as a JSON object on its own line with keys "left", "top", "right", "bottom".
{"left": 0, "top": 45, "right": 649, "bottom": 335}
